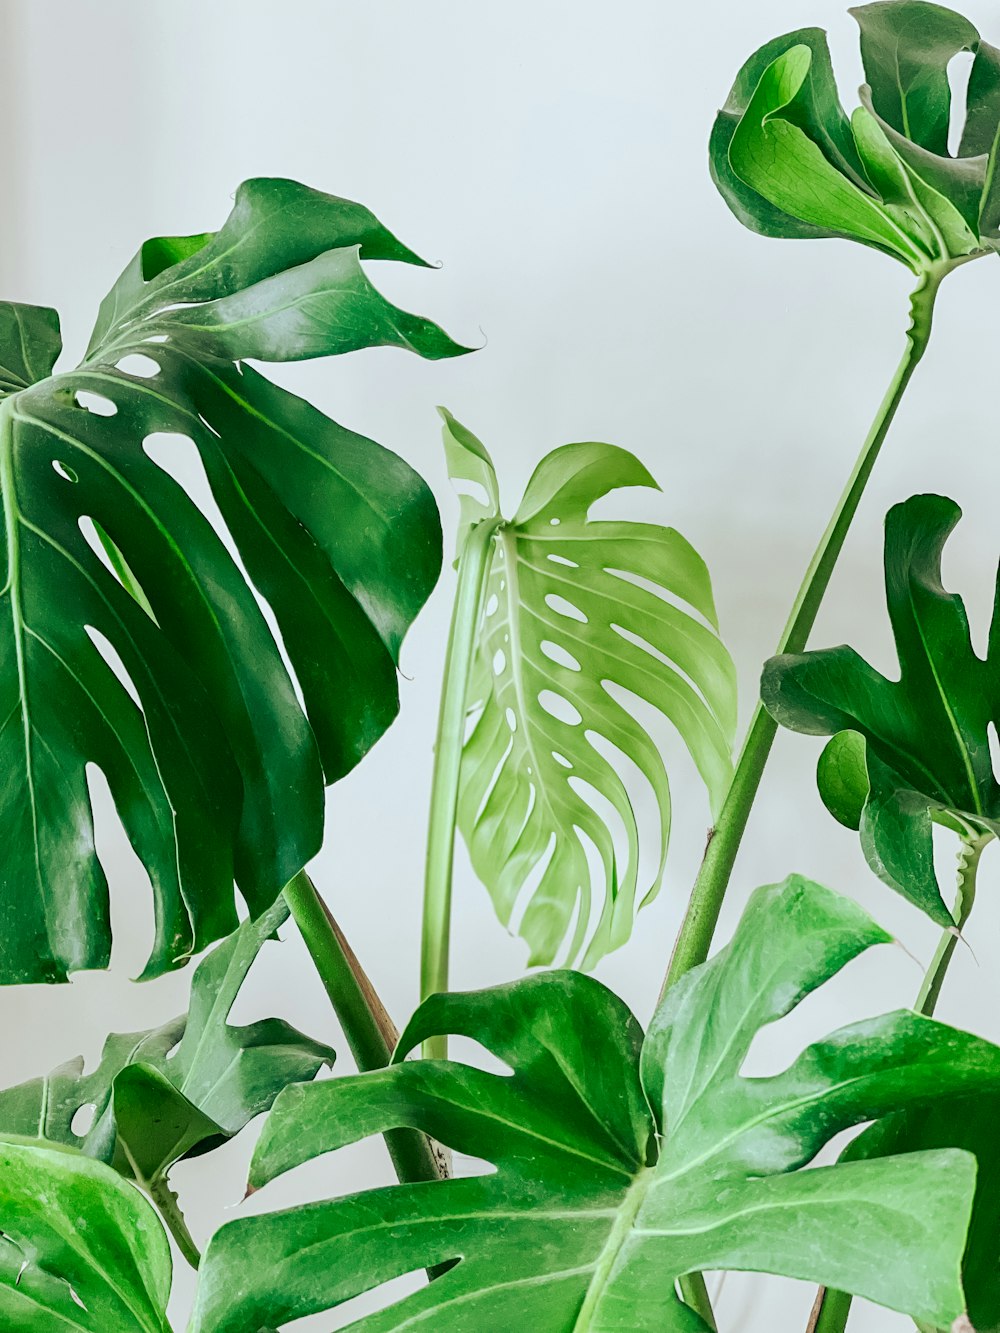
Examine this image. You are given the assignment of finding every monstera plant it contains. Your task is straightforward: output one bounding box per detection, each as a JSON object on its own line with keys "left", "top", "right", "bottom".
{"left": 4, "top": 3, "right": 1000, "bottom": 1332}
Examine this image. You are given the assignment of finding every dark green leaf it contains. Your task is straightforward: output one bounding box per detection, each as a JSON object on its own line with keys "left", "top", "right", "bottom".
{"left": 0, "top": 177, "right": 463, "bottom": 982}
{"left": 0, "top": 303, "right": 61, "bottom": 397}
{"left": 0, "top": 896, "right": 333, "bottom": 1191}
{"left": 190, "top": 876, "right": 1000, "bottom": 1332}
{"left": 763, "top": 493, "right": 1000, "bottom": 925}
{"left": 442, "top": 412, "right": 736, "bottom": 968}
{"left": 817, "top": 729, "right": 870, "bottom": 830}
{"left": 0, "top": 1136, "right": 171, "bottom": 1331}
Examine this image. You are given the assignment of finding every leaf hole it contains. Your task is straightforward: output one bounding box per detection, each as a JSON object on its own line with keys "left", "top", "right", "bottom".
{"left": 492, "top": 649, "right": 506, "bottom": 676}
{"left": 71, "top": 1103, "right": 97, "bottom": 1136}
{"left": 505, "top": 707, "right": 518, "bottom": 733}
{"left": 948, "top": 50, "right": 975, "bottom": 154}
{"left": 547, "top": 552, "right": 578, "bottom": 568}
{"left": 52, "top": 460, "right": 78, "bottom": 483}
{"left": 74, "top": 391, "right": 117, "bottom": 417}
{"left": 989, "top": 722, "right": 1000, "bottom": 785}
{"left": 549, "top": 517, "right": 560, "bottom": 526}
{"left": 484, "top": 593, "right": 499, "bottom": 617}
{"left": 552, "top": 751, "right": 572, "bottom": 769}
{"left": 84, "top": 625, "right": 143, "bottom": 709}
{"left": 538, "top": 690, "right": 582, "bottom": 726}
{"left": 540, "top": 639, "right": 581, "bottom": 672}
{"left": 114, "top": 353, "right": 160, "bottom": 379}
{"left": 544, "top": 593, "right": 587, "bottom": 624}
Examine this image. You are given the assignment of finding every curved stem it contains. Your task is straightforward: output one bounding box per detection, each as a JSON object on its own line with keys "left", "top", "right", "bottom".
{"left": 148, "top": 1175, "right": 202, "bottom": 1270}
{"left": 284, "top": 869, "right": 444, "bottom": 1185}
{"left": 659, "top": 268, "right": 944, "bottom": 1003}
{"left": 809, "top": 830, "right": 989, "bottom": 1333}
{"left": 420, "top": 517, "right": 502, "bottom": 1058}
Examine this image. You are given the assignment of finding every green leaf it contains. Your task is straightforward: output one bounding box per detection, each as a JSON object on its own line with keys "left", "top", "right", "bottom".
{"left": 713, "top": 2, "right": 1000, "bottom": 268}
{"left": 763, "top": 493, "right": 1000, "bottom": 926}
{"left": 0, "top": 896, "right": 333, "bottom": 1193}
{"left": 190, "top": 876, "right": 1000, "bottom": 1332}
{"left": 817, "top": 728, "right": 870, "bottom": 829}
{"left": 441, "top": 412, "right": 736, "bottom": 968}
{"left": 851, "top": 0, "right": 979, "bottom": 155}
{"left": 0, "top": 177, "right": 464, "bottom": 983}
{"left": 847, "top": 1095, "right": 1000, "bottom": 1331}
{"left": 0, "top": 1136, "right": 171, "bottom": 1332}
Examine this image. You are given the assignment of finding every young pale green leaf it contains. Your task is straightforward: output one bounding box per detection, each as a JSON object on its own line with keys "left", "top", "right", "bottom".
{"left": 713, "top": 1, "right": 1000, "bottom": 268}
{"left": 0, "top": 1137, "right": 172, "bottom": 1332}
{"left": 0, "top": 177, "right": 464, "bottom": 983}
{"left": 189, "top": 876, "right": 1000, "bottom": 1333}
{"left": 763, "top": 493, "right": 1000, "bottom": 926}
{"left": 442, "top": 412, "right": 736, "bottom": 969}
{"left": 0, "top": 897, "right": 332, "bottom": 1194}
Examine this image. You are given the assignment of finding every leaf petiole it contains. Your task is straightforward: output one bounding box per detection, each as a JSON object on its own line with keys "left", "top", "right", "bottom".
{"left": 420, "top": 514, "right": 503, "bottom": 1055}
{"left": 660, "top": 263, "right": 951, "bottom": 1003}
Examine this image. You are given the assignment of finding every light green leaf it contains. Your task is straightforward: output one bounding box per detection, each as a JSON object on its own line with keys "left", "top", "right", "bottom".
{"left": 442, "top": 412, "right": 736, "bottom": 968}
{"left": 0, "top": 1136, "right": 172, "bottom": 1332}
{"left": 189, "top": 876, "right": 999, "bottom": 1332}
{"left": 763, "top": 493, "right": 1000, "bottom": 926}
{"left": 0, "top": 897, "right": 333, "bottom": 1198}
{"left": 0, "top": 177, "right": 463, "bottom": 982}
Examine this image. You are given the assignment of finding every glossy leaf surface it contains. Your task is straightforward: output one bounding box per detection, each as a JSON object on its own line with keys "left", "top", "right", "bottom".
{"left": 0, "top": 897, "right": 332, "bottom": 1191}
{"left": 441, "top": 410, "right": 736, "bottom": 969}
{"left": 0, "top": 1137, "right": 171, "bottom": 1331}
{"left": 190, "top": 876, "right": 1000, "bottom": 1332}
{"left": 763, "top": 493, "right": 1000, "bottom": 925}
{"left": 0, "top": 178, "right": 463, "bottom": 982}
{"left": 712, "top": 1, "right": 1000, "bottom": 269}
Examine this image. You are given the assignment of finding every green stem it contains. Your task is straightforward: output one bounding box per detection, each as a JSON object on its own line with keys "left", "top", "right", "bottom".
{"left": 284, "top": 869, "right": 444, "bottom": 1184}
{"left": 420, "top": 516, "right": 502, "bottom": 1058}
{"left": 914, "top": 831, "right": 986, "bottom": 1017}
{"left": 148, "top": 1175, "right": 202, "bottom": 1270}
{"left": 810, "top": 830, "right": 989, "bottom": 1333}
{"left": 659, "top": 267, "right": 944, "bottom": 1004}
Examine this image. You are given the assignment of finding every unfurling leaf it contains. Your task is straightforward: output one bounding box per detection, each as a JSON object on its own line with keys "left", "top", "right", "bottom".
{"left": 0, "top": 897, "right": 332, "bottom": 1199}
{"left": 441, "top": 410, "right": 736, "bottom": 968}
{"left": 0, "top": 178, "right": 466, "bottom": 983}
{"left": 190, "top": 876, "right": 1000, "bottom": 1332}
{"left": 763, "top": 493, "right": 1000, "bottom": 926}
{"left": 0, "top": 1137, "right": 172, "bottom": 1331}
{"left": 712, "top": 1, "right": 1000, "bottom": 271}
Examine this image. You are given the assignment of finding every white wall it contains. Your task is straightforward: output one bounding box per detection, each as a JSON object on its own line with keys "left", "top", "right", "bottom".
{"left": 1, "top": 1, "right": 999, "bottom": 1327}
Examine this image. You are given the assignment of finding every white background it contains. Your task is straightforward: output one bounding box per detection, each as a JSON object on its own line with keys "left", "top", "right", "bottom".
{"left": 1, "top": 1, "right": 999, "bottom": 1328}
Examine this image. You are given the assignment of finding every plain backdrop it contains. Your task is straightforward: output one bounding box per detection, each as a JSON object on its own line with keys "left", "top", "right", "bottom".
{"left": 1, "top": 1, "right": 1000, "bottom": 1328}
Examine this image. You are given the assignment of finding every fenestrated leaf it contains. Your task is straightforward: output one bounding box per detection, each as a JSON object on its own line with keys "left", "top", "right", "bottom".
{"left": 762, "top": 493, "right": 1000, "bottom": 926}
{"left": 0, "top": 896, "right": 333, "bottom": 1195}
{"left": 189, "top": 876, "right": 1000, "bottom": 1333}
{"left": 0, "top": 177, "right": 465, "bottom": 983}
{"left": 442, "top": 411, "right": 736, "bottom": 969}
{"left": 0, "top": 1136, "right": 172, "bottom": 1332}
{"left": 712, "top": 2, "right": 1000, "bottom": 269}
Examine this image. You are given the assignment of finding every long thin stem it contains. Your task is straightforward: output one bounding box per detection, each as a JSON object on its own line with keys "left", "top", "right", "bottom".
{"left": 420, "top": 516, "right": 502, "bottom": 1057}
{"left": 808, "top": 830, "right": 989, "bottom": 1333}
{"left": 284, "top": 869, "right": 444, "bottom": 1185}
{"left": 659, "top": 268, "right": 945, "bottom": 1004}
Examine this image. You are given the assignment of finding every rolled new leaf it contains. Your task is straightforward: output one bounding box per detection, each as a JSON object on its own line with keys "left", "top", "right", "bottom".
{"left": 441, "top": 411, "right": 736, "bottom": 969}
{"left": 189, "top": 876, "right": 999, "bottom": 1332}
{"left": 763, "top": 493, "right": 1000, "bottom": 926}
{"left": 0, "top": 178, "right": 467, "bottom": 983}
{"left": 712, "top": 1, "right": 1000, "bottom": 270}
